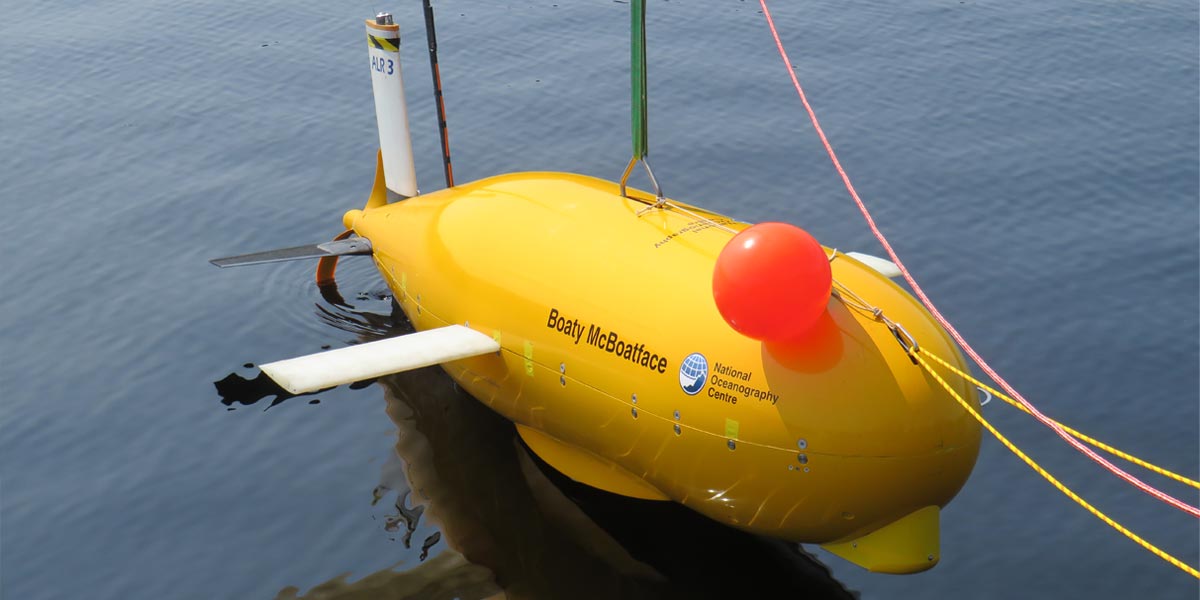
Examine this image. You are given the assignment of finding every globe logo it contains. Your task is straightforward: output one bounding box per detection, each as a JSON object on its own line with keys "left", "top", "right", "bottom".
{"left": 679, "top": 352, "right": 708, "bottom": 395}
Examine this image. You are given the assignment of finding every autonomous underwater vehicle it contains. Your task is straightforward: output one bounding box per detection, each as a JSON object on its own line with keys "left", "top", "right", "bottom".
{"left": 212, "top": 8, "right": 985, "bottom": 575}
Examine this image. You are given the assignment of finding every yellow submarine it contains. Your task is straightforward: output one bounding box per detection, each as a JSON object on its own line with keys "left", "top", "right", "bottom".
{"left": 213, "top": 9, "right": 982, "bottom": 575}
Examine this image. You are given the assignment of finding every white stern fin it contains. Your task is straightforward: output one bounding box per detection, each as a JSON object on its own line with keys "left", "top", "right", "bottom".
{"left": 261, "top": 325, "right": 500, "bottom": 394}
{"left": 846, "top": 251, "right": 902, "bottom": 279}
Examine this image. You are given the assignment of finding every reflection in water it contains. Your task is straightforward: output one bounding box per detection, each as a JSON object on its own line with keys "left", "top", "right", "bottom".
{"left": 216, "top": 299, "right": 856, "bottom": 599}
{"left": 275, "top": 551, "right": 500, "bottom": 600}
{"left": 215, "top": 293, "right": 400, "bottom": 409}
{"left": 215, "top": 370, "right": 297, "bottom": 409}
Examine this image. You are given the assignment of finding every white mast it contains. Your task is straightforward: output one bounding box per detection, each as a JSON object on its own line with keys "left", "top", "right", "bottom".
{"left": 366, "top": 13, "right": 418, "bottom": 200}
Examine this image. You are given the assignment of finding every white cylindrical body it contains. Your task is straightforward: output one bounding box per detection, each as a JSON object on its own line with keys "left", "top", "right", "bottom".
{"left": 366, "top": 17, "right": 418, "bottom": 199}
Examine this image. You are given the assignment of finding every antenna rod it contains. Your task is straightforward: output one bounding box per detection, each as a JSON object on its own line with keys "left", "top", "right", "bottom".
{"left": 422, "top": 0, "right": 454, "bottom": 188}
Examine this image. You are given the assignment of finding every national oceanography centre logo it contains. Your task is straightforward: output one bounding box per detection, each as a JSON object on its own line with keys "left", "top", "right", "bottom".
{"left": 679, "top": 352, "right": 708, "bottom": 395}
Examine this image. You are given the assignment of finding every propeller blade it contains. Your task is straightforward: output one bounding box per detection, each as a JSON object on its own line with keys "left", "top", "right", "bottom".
{"left": 210, "top": 237, "right": 372, "bottom": 268}
{"left": 316, "top": 230, "right": 357, "bottom": 307}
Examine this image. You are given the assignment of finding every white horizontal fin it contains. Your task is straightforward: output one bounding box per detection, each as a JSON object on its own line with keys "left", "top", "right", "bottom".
{"left": 261, "top": 325, "right": 500, "bottom": 394}
{"left": 846, "top": 251, "right": 902, "bottom": 279}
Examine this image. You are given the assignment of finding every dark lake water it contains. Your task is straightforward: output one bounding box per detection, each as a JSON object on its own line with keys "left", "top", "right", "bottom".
{"left": 2, "top": 0, "right": 1197, "bottom": 598}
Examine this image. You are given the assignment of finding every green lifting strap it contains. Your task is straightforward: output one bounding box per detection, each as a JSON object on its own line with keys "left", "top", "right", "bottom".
{"left": 630, "top": 0, "right": 648, "bottom": 158}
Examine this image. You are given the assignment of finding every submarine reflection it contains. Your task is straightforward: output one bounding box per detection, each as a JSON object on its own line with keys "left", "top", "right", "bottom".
{"left": 218, "top": 299, "right": 856, "bottom": 599}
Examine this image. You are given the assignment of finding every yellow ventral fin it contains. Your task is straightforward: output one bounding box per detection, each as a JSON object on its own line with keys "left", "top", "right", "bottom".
{"left": 820, "top": 506, "right": 940, "bottom": 574}
{"left": 516, "top": 424, "right": 669, "bottom": 501}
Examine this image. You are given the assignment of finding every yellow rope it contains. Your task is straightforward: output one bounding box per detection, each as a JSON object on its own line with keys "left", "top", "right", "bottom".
{"left": 913, "top": 350, "right": 1200, "bottom": 578}
{"left": 919, "top": 348, "right": 1200, "bottom": 490}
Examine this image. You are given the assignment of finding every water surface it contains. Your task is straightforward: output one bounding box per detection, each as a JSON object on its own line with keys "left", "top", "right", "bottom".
{"left": 2, "top": 1, "right": 1196, "bottom": 598}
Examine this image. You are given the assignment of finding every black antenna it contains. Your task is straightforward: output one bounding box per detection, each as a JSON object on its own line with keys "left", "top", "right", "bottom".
{"left": 422, "top": 0, "right": 454, "bottom": 188}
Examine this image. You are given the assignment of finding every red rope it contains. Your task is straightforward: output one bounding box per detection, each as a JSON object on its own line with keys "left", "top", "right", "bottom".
{"left": 757, "top": 0, "right": 1200, "bottom": 518}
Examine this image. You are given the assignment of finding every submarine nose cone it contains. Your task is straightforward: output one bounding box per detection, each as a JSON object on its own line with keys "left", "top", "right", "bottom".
{"left": 712, "top": 222, "right": 832, "bottom": 342}
{"left": 343, "top": 209, "right": 364, "bottom": 231}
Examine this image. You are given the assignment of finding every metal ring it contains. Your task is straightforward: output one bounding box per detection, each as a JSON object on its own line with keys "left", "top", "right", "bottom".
{"left": 977, "top": 387, "right": 993, "bottom": 406}
{"left": 890, "top": 322, "right": 919, "bottom": 354}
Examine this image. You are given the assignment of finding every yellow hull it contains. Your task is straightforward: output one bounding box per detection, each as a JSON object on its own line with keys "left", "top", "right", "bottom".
{"left": 345, "top": 171, "right": 982, "bottom": 573}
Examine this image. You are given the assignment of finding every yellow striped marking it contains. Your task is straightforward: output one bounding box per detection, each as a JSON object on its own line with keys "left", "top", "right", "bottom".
{"left": 367, "top": 34, "right": 399, "bottom": 53}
